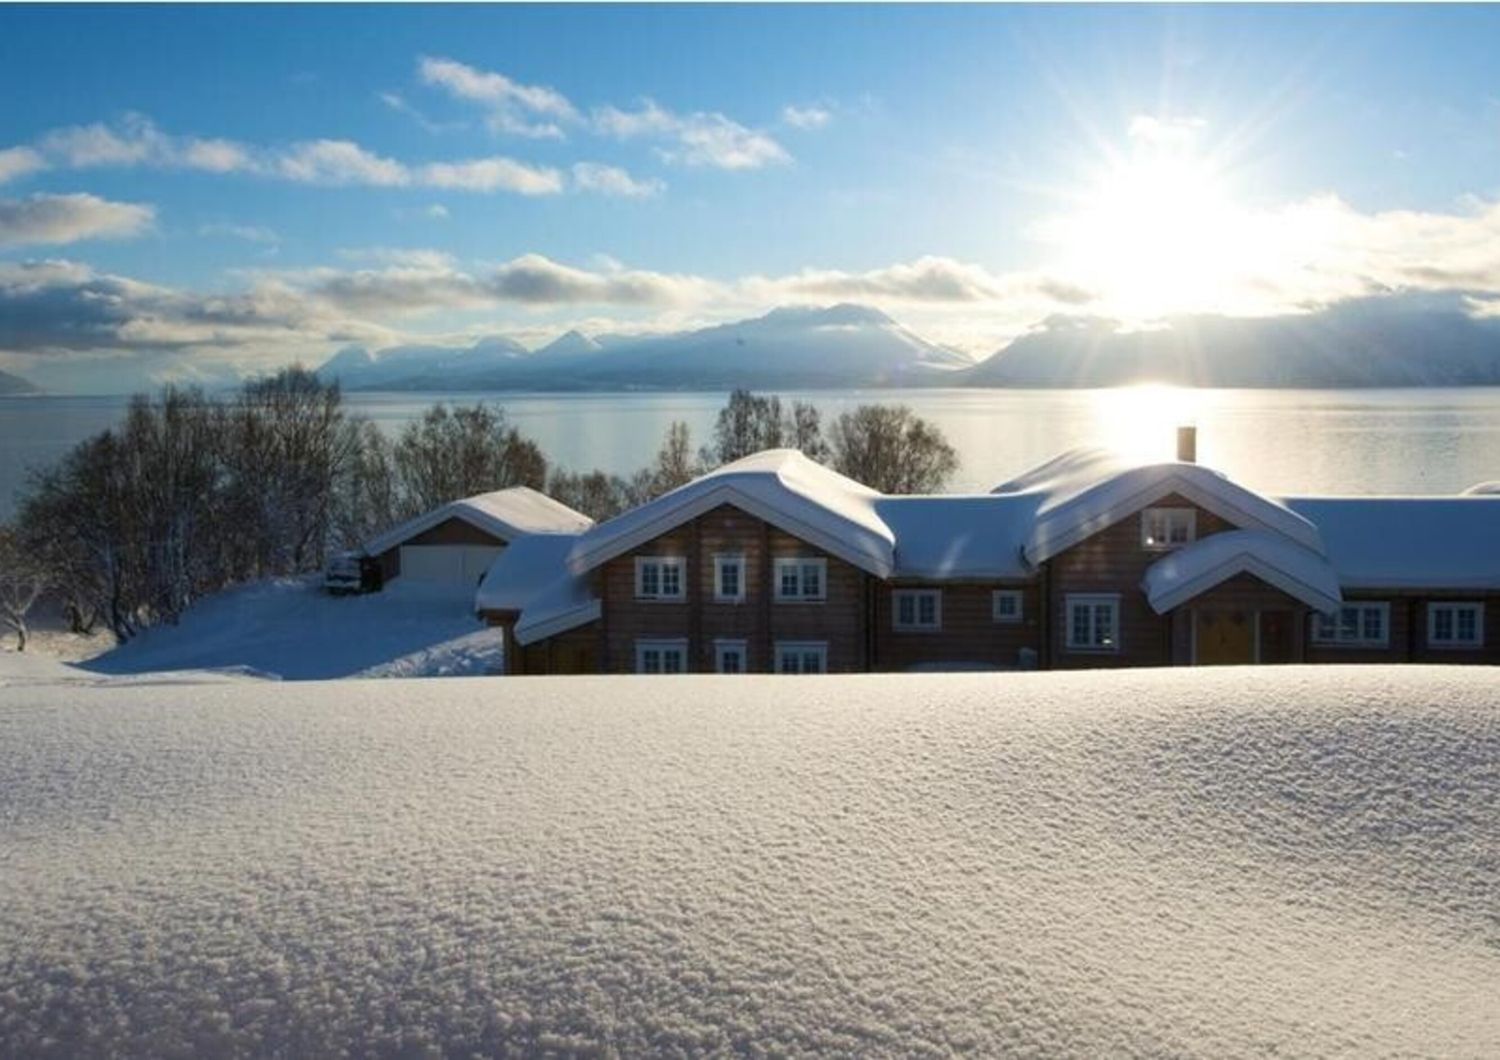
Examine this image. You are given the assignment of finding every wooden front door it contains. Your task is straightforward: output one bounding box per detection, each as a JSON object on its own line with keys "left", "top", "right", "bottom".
{"left": 1195, "top": 608, "right": 1255, "bottom": 665}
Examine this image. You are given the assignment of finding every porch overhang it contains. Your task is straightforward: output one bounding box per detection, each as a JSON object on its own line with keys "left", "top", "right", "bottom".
{"left": 1142, "top": 530, "right": 1343, "bottom": 616}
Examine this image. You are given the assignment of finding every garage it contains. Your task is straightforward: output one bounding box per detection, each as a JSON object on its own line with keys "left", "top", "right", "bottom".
{"left": 397, "top": 545, "right": 505, "bottom": 585}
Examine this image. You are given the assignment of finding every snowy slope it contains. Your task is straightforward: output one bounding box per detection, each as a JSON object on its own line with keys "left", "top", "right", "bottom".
{"left": 80, "top": 576, "right": 499, "bottom": 680}
{"left": 1, "top": 666, "right": 1496, "bottom": 1057}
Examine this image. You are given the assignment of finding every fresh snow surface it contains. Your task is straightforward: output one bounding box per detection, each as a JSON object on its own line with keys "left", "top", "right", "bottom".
{"left": 2, "top": 665, "right": 1497, "bottom": 1057}
{"left": 80, "top": 576, "right": 499, "bottom": 681}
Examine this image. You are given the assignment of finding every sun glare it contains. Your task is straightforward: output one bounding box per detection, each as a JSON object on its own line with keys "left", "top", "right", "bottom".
{"left": 1091, "top": 383, "right": 1206, "bottom": 462}
{"left": 1044, "top": 141, "right": 1273, "bottom": 321}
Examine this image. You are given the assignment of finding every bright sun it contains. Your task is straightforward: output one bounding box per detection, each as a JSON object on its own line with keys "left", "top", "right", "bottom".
{"left": 1043, "top": 146, "right": 1271, "bottom": 321}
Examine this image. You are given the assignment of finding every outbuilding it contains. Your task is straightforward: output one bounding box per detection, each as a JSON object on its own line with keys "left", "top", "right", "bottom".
{"left": 364, "top": 487, "right": 593, "bottom": 587}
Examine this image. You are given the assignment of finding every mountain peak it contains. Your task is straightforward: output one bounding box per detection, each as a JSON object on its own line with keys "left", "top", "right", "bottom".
{"left": 537, "top": 329, "right": 603, "bottom": 357}
{"left": 760, "top": 303, "right": 897, "bottom": 328}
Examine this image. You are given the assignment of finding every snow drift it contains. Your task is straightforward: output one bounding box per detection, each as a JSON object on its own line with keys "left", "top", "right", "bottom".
{"left": 1, "top": 665, "right": 1496, "bottom": 1056}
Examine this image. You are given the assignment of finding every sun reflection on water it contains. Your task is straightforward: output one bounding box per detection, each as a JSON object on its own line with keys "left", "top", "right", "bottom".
{"left": 1088, "top": 384, "right": 1209, "bottom": 463}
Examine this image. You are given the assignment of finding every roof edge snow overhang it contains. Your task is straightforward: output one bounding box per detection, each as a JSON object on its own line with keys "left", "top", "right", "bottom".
{"left": 515, "top": 598, "right": 602, "bottom": 646}
{"left": 1142, "top": 534, "right": 1343, "bottom": 616}
{"left": 568, "top": 483, "right": 895, "bottom": 578}
{"left": 365, "top": 502, "right": 509, "bottom": 557}
{"left": 1026, "top": 471, "right": 1324, "bottom": 566}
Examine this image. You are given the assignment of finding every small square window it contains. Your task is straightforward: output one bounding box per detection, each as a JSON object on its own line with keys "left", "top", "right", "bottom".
{"left": 636, "top": 639, "right": 688, "bottom": 674}
{"left": 1141, "top": 508, "right": 1197, "bottom": 550}
{"left": 992, "top": 590, "right": 1023, "bottom": 624}
{"left": 714, "top": 554, "right": 745, "bottom": 602}
{"left": 775, "top": 641, "right": 827, "bottom": 674}
{"left": 715, "top": 639, "right": 747, "bottom": 674}
{"left": 1312, "top": 603, "right": 1389, "bottom": 648}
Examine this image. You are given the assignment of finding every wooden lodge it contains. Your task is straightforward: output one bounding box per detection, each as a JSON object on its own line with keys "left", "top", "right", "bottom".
{"left": 475, "top": 436, "right": 1500, "bottom": 674}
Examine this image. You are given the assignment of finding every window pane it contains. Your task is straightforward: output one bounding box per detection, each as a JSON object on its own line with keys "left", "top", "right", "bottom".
{"left": 897, "top": 595, "right": 914, "bottom": 625}
{"left": 1457, "top": 609, "right": 1476, "bottom": 641}
{"left": 919, "top": 595, "right": 936, "bottom": 625}
{"left": 720, "top": 562, "right": 739, "bottom": 597}
{"left": 802, "top": 651, "right": 822, "bottom": 673}
{"left": 780, "top": 567, "right": 798, "bottom": 597}
{"left": 779, "top": 653, "right": 797, "bottom": 674}
{"left": 1071, "top": 605, "right": 1089, "bottom": 645}
{"left": 720, "top": 650, "right": 742, "bottom": 674}
{"left": 1094, "top": 604, "right": 1114, "bottom": 646}
{"left": 802, "top": 564, "right": 821, "bottom": 597}
{"left": 663, "top": 650, "right": 683, "bottom": 674}
{"left": 1316, "top": 612, "right": 1336, "bottom": 639}
{"left": 641, "top": 564, "right": 659, "bottom": 596}
{"left": 642, "top": 649, "right": 660, "bottom": 674}
{"left": 1362, "top": 608, "right": 1383, "bottom": 641}
{"left": 1434, "top": 608, "right": 1453, "bottom": 641}
{"left": 662, "top": 564, "right": 680, "bottom": 596}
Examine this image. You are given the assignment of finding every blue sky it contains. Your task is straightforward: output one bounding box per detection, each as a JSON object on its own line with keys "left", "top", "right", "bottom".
{"left": 3, "top": 4, "right": 1500, "bottom": 391}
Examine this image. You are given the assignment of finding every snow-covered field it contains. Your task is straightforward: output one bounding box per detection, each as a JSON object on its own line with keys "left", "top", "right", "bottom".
{"left": 79, "top": 576, "right": 501, "bottom": 680}
{"left": 1, "top": 663, "right": 1496, "bottom": 1057}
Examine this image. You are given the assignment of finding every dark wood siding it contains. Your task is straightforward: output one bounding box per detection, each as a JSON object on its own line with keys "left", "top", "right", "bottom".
{"left": 873, "top": 582, "right": 1042, "bottom": 671}
{"left": 1305, "top": 591, "right": 1500, "bottom": 665}
{"left": 597, "top": 504, "right": 868, "bottom": 673}
{"left": 1047, "top": 493, "right": 1236, "bottom": 668}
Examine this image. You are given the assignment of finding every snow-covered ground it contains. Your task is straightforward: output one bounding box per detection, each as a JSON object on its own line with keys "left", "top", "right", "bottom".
{"left": 1, "top": 662, "right": 1496, "bottom": 1057}
{"left": 77, "top": 576, "right": 501, "bottom": 680}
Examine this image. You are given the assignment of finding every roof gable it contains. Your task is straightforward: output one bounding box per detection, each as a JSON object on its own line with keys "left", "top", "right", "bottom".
{"left": 365, "top": 486, "right": 592, "bottom": 556}
{"left": 1142, "top": 530, "right": 1342, "bottom": 614}
{"left": 567, "top": 450, "right": 896, "bottom": 577}
{"left": 995, "top": 448, "right": 1324, "bottom": 564}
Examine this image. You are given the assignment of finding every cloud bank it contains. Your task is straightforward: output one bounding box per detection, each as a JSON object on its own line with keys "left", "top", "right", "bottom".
{"left": 0, "top": 193, "right": 154, "bottom": 248}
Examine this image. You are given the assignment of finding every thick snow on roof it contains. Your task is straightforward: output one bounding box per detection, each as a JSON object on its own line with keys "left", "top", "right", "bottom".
{"left": 364, "top": 486, "right": 592, "bottom": 556}
{"left": 569, "top": 448, "right": 896, "bottom": 577}
{"left": 877, "top": 494, "right": 1039, "bottom": 579}
{"left": 995, "top": 447, "right": 1325, "bottom": 564}
{"left": 1142, "top": 529, "right": 1342, "bottom": 614}
{"left": 2, "top": 664, "right": 1496, "bottom": 1056}
{"left": 1463, "top": 480, "right": 1500, "bottom": 496}
{"left": 1282, "top": 496, "right": 1500, "bottom": 589}
{"left": 476, "top": 533, "right": 600, "bottom": 645}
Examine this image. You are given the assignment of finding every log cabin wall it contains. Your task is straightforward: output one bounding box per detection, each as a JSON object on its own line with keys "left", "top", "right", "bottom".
{"left": 1046, "top": 493, "right": 1236, "bottom": 669}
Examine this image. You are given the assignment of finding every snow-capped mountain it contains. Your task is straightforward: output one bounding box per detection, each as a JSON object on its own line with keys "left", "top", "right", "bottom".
{"left": 317, "top": 335, "right": 530, "bottom": 388}
{"left": 316, "top": 304, "right": 971, "bottom": 391}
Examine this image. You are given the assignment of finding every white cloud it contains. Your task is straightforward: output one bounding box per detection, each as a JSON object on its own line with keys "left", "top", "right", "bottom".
{"left": 782, "top": 104, "right": 832, "bottom": 131}
{"left": 39, "top": 114, "right": 256, "bottom": 174}
{"left": 424, "top": 203, "right": 449, "bottom": 219}
{"left": 419, "top": 157, "right": 563, "bottom": 195}
{"left": 0, "top": 193, "right": 154, "bottom": 248}
{"left": 571, "top": 162, "right": 664, "bottom": 198}
{"left": 418, "top": 56, "right": 576, "bottom": 139}
{"left": 199, "top": 222, "right": 279, "bottom": 245}
{"left": 276, "top": 140, "right": 409, "bottom": 186}
{"left": 594, "top": 101, "right": 790, "bottom": 170}
{"left": 0, "top": 146, "right": 47, "bottom": 185}
{"left": 378, "top": 91, "right": 464, "bottom": 134}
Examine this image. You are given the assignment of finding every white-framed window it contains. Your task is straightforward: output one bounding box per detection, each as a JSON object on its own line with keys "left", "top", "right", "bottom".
{"left": 713, "top": 553, "right": 746, "bottom": 603}
{"left": 1141, "top": 507, "right": 1197, "bottom": 550}
{"left": 635, "top": 638, "right": 689, "bottom": 674}
{"left": 992, "top": 589, "right": 1024, "bottom": 624}
{"left": 1312, "top": 603, "right": 1390, "bottom": 648}
{"left": 774, "top": 557, "right": 827, "bottom": 602}
{"left": 634, "top": 556, "right": 685, "bottom": 601}
{"left": 1065, "top": 594, "right": 1120, "bottom": 652}
{"left": 1428, "top": 602, "right": 1484, "bottom": 648}
{"left": 892, "top": 589, "right": 942, "bottom": 631}
{"left": 714, "top": 639, "right": 748, "bottom": 674}
{"left": 775, "top": 641, "right": 828, "bottom": 674}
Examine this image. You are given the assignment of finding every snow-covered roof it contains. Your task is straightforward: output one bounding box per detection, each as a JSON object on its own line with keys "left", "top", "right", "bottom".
{"left": 567, "top": 449, "right": 896, "bottom": 577}
{"left": 994, "top": 447, "right": 1324, "bottom": 564}
{"left": 1280, "top": 496, "right": 1500, "bottom": 589}
{"left": 877, "top": 495, "right": 1039, "bottom": 579}
{"left": 1462, "top": 481, "right": 1500, "bottom": 496}
{"left": 365, "top": 486, "right": 593, "bottom": 556}
{"left": 474, "top": 532, "right": 601, "bottom": 645}
{"left": 1141, "top": 530, "right": 1343, "bottom": 615}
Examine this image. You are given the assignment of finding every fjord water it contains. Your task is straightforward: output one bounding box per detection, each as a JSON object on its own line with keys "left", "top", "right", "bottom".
{"left": 2, "top": 387, "right": 1498, "bottom": 517}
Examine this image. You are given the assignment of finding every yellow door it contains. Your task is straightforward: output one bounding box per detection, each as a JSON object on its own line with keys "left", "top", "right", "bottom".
{"left": 1195, "top": 609, "right": 1255, "bottom": 665}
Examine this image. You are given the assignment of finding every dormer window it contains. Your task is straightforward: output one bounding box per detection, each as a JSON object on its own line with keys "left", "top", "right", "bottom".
{"left": 1141, "top": 508, "right": 1196, "bottom": 550}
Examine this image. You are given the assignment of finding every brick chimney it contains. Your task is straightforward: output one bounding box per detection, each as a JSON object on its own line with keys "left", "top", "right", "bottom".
{"left": 1176, "top": 425, "right": 1197, "bottom": 463}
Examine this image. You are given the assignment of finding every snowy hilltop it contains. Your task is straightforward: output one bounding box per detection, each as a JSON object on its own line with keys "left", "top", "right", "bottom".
{"left": 1, "top": 663, "right": 1495, "bottom": 1056}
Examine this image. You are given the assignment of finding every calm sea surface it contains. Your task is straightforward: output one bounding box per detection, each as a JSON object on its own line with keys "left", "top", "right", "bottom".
{"left": 2, "top": 387, "right": 1498, "bottom": 518}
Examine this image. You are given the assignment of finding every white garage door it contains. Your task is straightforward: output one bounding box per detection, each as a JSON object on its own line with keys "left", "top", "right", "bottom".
{"left": 399, "top": 545, "right": 503, "bottom": 584}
